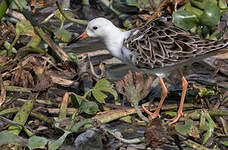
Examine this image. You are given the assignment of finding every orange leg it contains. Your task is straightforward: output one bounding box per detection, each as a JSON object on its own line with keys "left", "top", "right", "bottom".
{"left": 143, "top": 76, "right": 168, "bottom": 120}
{"left": 168, "top": 70, "right": 188, "bottom": 125}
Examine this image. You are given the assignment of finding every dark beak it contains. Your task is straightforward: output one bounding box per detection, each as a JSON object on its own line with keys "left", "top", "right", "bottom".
{"left": 67, "top": 32, "right": 89, "bottom": 46}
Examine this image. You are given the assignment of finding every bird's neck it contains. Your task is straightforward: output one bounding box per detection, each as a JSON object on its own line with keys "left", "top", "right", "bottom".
{"left": 103, "top": 30, "right": 130, "bottom": 61}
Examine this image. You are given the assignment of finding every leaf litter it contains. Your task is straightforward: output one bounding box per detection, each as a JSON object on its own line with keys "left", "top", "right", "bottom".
{"left": 0, "top": 0, "right": 228, "bottom": 150}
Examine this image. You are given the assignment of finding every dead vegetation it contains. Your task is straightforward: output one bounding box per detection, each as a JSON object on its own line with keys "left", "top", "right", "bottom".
{"left": 0, "top": 0, "right": 228, "bottom": 149}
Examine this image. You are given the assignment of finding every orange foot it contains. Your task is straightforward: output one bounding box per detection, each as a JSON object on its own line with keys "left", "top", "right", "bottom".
{"left": 165, "top": 111, "right": 183, "bottom": 125}
{"left": 142, "top": 106, "right": 161, "bottom": 120}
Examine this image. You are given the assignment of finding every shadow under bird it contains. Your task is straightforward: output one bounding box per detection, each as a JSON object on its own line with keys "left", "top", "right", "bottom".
{"left": 68, "top": 17, "right": 228, "bottom": 125}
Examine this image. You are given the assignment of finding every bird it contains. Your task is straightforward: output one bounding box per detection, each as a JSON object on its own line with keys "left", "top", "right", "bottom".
{"left": 68, "top": 17, "right": 228, "bottom": 125}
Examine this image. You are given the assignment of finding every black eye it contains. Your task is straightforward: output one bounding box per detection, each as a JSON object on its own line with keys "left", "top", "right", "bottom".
{"left": 93, "top": 26, "right": 98, "bottom": 30}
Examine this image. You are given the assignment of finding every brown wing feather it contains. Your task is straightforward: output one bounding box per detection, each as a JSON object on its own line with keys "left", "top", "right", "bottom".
{"left": 124, "top": 19, "right": 228, "bottom": 70}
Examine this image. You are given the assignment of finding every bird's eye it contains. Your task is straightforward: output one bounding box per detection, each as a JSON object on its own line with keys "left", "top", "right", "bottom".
{"left": 93, "top": 26, "right": 98, "bottom": 30}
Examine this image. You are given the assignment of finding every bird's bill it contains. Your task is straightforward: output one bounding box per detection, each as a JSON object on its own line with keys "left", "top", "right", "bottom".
{"left": 77, "top": 32, "right": 89, "bottom": 40}
{"left": 67, "top": 32, "right": 88, "bottom": 46}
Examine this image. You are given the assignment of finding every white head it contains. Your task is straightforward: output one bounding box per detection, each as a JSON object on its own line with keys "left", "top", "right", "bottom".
{"left": 72, "top": 17, "right": 131, "bottom": 61}
{"left": 85, "top": 18, "right": 117, "bottom": 39}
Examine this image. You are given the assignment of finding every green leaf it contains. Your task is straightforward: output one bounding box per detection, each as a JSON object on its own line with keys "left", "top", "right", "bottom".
{"left": 70, "top": 93, "right": 98, "bottom": 115}
{"left": 0, "top": 131, "right": 26, "bottom": 146}
{"left": 175, "top": 120, "right": 199, "bottom": 137}
{"left": 68, "top": 53, "right": 79, "bottom": 64}
{"left": 191, "top": 0, "right": 217, "bottom": 9}
{"left": 198, "top": 87, "right": 215, "bottom": 97}
{"left": 80, "top": 100, "right": 99, "bottom": 115}
{"left": 71, "top": 120, "right": 93, "bottom": 133}
{"left": 201, "top": 26, "right": 210, "bottom": 38}
{"left": 54, "top": 10, "right": 65, "bottom": 24}
{"left": 27, "top": 35, "right": 41, "bottom": 48}
{"left": 54, "top": 29, "right": 72, "bottom": 42}
{"left": 100, "top": 88, "right": 118, "bottom": 100}
{"left": 70, "top": 93, "right": 80, "bottom": 108}
{"left": 16, "top": 20, "right": 34, "bottom": 37}
{"left": 221, "top": 141, "right": 228, "bottom": 146}
{"left": 200, "top": 110, "right": 207, "bottom": 131}
{"left": 185, "top": 2, "right": 203, "bottom": 17}
{"left": 10, "top": 0, "right": 27, "bottom": 9}
{"left": 94, "top": 79, "right": 118, "bottom": 100}
{"left": 175, "top": 120, "right": 193, "bottom": 135}
{"left": 112, "top": 0, "right": 152, "bottom": 12}
{"left": 202, "top": 110, "right": 215, "bottom": 145}
{"left": 219, "top": 0, "right": 227, "bottom": 9}
{"left": 28, "top": 136, "right": 48, "bottom": 150}
{"left": 173, "top": 10, "right": 198, "bottom": 30}
{"left": 48, "top": 131, "right": 70, "bottom": 150}
{"left": 8, "top": 100, "right": 33, "bottom": 135}
{"left": 92, "top": 89, "right": 107, "bottom": 103}
{"left": 209, "top": 30, "right": 221, "bottom": 40}
{"left": 95, "top": 79, "right": 113, "bottom": 89}
{"left": 199, "top": 2, "right": 221, "bottom": 27}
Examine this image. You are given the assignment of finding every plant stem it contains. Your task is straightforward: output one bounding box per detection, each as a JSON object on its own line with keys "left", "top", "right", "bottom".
{"left": 133, "top": 102, "right": 149, "bottom": 122}
{"left": 0, "top": 0, "right": 13, "bottom": 21}
{"left": 56, "top": 1, "right": 88, "bottom": 25}
{"left": 8, "top": 34, "right": 19, "bottom": 56}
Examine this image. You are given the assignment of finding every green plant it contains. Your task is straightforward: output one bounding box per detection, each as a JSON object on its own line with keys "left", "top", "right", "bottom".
{"left": 173, "top": 0, "right": 227, "bottom": 40}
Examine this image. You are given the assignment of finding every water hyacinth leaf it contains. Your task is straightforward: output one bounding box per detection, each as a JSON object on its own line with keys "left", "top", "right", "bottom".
{"left": 70, "top": 93, "right": 98, "bottom": 115}
{"left": 191, "top": 0, "right": 217, "bottom": 9}
{"left": 48, "top": 131, "right": 70, "bottom": 150}
{"left": 100, "top": 87, "right": 118, "bottom": 100}
{"left": 9, "top": 20, "right": 35, "bottom": 56}
{"left": 175, "top": 120, "right": 199, "bottom": 137}
{"left": 190, "top": 0, "right": 206, "bottom": 9}
{"left": 185, "top": 2, "right": 203, "bottom": 17}
{"left": 199, "top": 2, "right": 221, "bottom": 27}
{"left": 68, "top": 53, "right": 79, "bottom": 64}
{"left": 79, "top": 100, "right": 98, "bottom": 115}
{"left": 175, "top": 120, "right": 192, "bottom": 136}
{"left": 95, "top": 79, "right": 113, "bottom": 89}
{"left": 0, "top": 131, "right": 26, "bottom": 146}
{"left": 16, "top": 20, "right": 35, "bottom": 37}
{"left": 54, "top": 29, "right": 72, "bottom": 42}
{"left": 94, "top": 79, "right": 118, "bottom": 100}
{"left": 173, "top": 10, "right": 198, "bottom": 30}
{"left": 70, "top": 93, "right": 80, "bottom": 108}
{"left": 92, "top": 89, "right": 107, "bottom": 103}
{"left": 28, "top": 136, "right": 48, "bottom": 150}
{"left": 70, "top": 93, "right": 87, "bottom": 108}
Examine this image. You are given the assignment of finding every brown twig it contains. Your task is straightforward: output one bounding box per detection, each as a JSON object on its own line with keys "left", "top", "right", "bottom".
{"left": 146, "top": 0, "right": 171, "bottom": 25}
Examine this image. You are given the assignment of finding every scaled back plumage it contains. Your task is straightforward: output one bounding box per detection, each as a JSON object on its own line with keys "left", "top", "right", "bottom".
{"left": 124, "top": 19, "right": 228, "bottom": 70}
